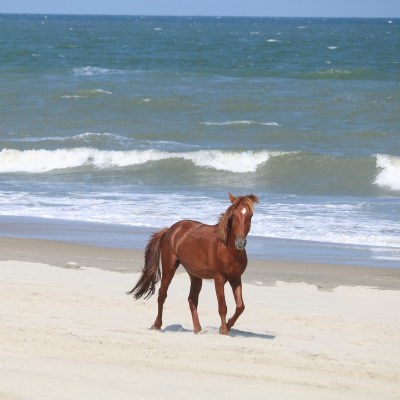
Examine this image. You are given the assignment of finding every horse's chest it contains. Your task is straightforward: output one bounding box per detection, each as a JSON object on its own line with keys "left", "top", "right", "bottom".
{"left": 222, "top": 256, "right": 247, "bottom": 278}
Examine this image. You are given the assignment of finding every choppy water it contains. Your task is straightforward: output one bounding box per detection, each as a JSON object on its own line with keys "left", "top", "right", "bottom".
{"left": 0, "top": 15, "right": 399, "bottom": 262}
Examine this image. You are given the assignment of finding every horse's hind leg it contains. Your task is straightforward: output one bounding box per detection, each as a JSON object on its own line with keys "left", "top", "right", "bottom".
{"left": 188, "top": 274, "right": 203, "bottom": 334}
{"left": 152, "top": 252, "right": 178, "bottom": 331}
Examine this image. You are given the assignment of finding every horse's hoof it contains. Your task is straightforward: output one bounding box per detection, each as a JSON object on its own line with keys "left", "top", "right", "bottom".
{"left": 219, "top": 327, "right": 229, "bottom": 336}
{"left": 151, "top": 324, "right": 161, "bottom": 331}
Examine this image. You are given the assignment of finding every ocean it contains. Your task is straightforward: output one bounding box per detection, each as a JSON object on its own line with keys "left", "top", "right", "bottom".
{"left": 0, "top": 14, "right": 399, "bottom": 266}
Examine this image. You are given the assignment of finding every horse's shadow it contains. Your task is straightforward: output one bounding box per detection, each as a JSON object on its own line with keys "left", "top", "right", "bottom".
{"left": 162, "top": 324, "right": 275, "bottom": 340}
{"left": 229, "top": 328, "right": 275, "bottom": 340}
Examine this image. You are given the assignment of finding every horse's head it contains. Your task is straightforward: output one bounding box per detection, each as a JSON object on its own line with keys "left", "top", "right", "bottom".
{"left": 218, "top": 192, "right": 259, "bottom": 250}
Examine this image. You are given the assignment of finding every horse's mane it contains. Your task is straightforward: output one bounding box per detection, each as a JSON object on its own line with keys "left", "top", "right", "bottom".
{"left": 217, "top": 194, "right": 259, "bottom": 243}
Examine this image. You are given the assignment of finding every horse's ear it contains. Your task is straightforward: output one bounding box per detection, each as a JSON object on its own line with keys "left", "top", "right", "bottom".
{"left": 248, "top": 194, "right": 259, "bottom": 204}
{"left": 228, "top": 192, "right": 236, "bottom": 203}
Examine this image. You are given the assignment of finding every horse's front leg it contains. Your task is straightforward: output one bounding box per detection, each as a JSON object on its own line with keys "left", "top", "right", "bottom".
{"left": 227, "top": 279, "right": 245, "bottom": 331}
{"left": 214, "top": 275, "right": 229, "bottom": 335}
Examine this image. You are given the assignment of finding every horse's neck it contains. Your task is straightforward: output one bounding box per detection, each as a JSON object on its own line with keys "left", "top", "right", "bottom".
{"left": 226, "top": 226, "right": 236, "bottom": 247}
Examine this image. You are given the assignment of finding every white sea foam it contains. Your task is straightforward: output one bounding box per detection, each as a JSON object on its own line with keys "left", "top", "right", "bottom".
{"left": 182, "top": 150, "right": 273, "bottom": 173}
{"left": 374, "top": 154, "right": 400, "bottom": 191}
{"left": 0, "top": 148, "right": 96, "bottom": 173}
{"left": 202, "top": 120, "right": 253, "bottom": 126}
{"left": 252, "top": 200, "right": 400, "bottom": 250}
{"left": 70, "top": 132, "right": 128, "bottom": 143}
{"left": 61, "top": 95, "right": 85, "bottom": 99}
{"left": 0, "top": 148, "right": 277, "bottom": 174}
{"left": 263, "top": 122, "right": 280, "bottom": 126}
{"left": 202, "top": 120, "right": 280, "bottom": 127}
{"left": 61, "top": 89, "right": 112, "bottom": 99}
{"left": 5, "top": 132, "right": 128, "bottom": 145}
{"left": 314, "top": 68, "right": 352, "bottom": 77}
{"left": 72, "top": 66, "right": 122, "bottom": 76}
{"left": 84, "top": 89, "right": 112, "bottom": 95}
{"left": 1, "top": 191, "right": 399, "bottom": 253}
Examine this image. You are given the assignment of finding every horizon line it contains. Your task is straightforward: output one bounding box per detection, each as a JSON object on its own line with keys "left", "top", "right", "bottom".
{"left": 0, "top": 12, "right": 398, "bottom": 20}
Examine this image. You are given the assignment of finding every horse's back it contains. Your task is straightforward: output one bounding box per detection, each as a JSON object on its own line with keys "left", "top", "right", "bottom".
{"left": 170, "top": 219, "right": 202, "bottom": 230}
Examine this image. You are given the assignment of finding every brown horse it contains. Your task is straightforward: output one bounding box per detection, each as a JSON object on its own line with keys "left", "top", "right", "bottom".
{"left": 127, "top": 192, "right": 259, "bottom": 335}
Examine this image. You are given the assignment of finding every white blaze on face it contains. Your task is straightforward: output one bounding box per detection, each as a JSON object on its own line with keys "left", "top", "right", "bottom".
{"left": 241, "top": 207, "right": 247, "bottom": 215}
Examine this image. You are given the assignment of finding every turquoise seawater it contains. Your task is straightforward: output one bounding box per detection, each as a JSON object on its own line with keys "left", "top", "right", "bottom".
{"left": 0, "top": 15, "right": 399, "bottom": 264}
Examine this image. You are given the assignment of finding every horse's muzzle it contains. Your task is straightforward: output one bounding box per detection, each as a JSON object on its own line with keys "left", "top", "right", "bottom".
{"left": 235, "top": 237, "right": 247, "bottom": 251}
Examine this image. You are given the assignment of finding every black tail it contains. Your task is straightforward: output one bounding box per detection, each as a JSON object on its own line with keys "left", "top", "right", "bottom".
{"left": 127, "top": 228, "right": 168, "bottom": 300}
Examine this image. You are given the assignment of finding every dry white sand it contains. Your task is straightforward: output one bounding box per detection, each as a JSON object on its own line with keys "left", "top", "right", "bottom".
{"left": 1, "top": 260, "right": 400, "bottom": 400}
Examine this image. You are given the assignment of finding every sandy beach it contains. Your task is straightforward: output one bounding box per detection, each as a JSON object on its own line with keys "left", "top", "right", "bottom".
{"left": 2, "top": 10, "right": 400, "bottom": 400}
{"left": 1, "top": 237, "right": 400, "bottom": 399}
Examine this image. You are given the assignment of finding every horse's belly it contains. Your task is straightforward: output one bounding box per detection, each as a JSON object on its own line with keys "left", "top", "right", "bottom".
{"left": 178, "top": 249, "right": 215, "bottom": 279}
{"left": 176, "top": 242, "right": 216, "bottom": 279}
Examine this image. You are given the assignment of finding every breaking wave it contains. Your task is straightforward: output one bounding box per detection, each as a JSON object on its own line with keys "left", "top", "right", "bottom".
{"left": 72, "top": 66, "right": 124, "bottom": 76}
{"left": 1, "top": 149, "right": 399, "bottom": 195}
{"left": 0, "top": 148, "right": 278, "bottom": 174}
{"left": 61, "top": 89, "right": 112, "bottom": 98}
{"left": 374, "top": 154, "right": 400, "bottom": 192}
{"left": 201, "top": 120, "right": 280, "bottom": 127}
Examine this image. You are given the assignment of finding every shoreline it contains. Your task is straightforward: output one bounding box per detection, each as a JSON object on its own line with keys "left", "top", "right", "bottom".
{"left": 1, "top": 215, "right": 400, "bottom": 269}
{"left": 2, "top": 236, "right": 400, "bottom": 290}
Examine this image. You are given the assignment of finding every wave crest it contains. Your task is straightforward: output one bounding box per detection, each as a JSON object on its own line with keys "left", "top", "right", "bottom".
{"left": 374, "top": 154, "right": 400, "bottom": 191}
{"left": 72, "top": 66, "right": 123, "bottom": 76}
{"left": 0, "top": 148, "right": 276, "bottom": 174}
{"left": 202, "top": 120, "right": 280, "bottom": 127}
{"left": 61, "top": 89, "right": 112, "bottom": 98}
{"left": 183, "top": 150, "right": 273, "bottom": 173}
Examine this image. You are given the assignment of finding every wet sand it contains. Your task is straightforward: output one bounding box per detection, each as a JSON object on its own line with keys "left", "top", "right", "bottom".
{"left": 1, "top": 236, "right": 400, "bottom": 290}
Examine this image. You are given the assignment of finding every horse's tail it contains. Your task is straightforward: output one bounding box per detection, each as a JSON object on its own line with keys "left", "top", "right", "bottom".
{"left": 127, "top": 228, "right": 169, "bottom": 300}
